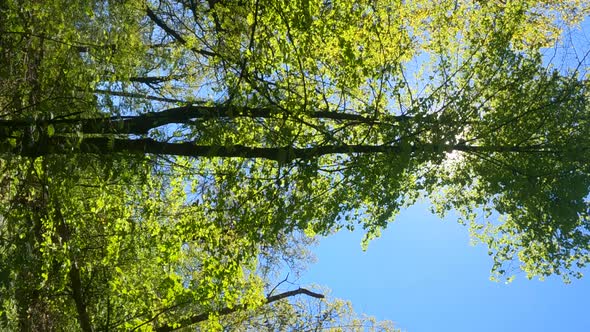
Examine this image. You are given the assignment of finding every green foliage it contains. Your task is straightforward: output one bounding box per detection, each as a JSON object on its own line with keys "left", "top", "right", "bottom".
{"left": 0, "top": 0, "right": 589, "bottom": 330}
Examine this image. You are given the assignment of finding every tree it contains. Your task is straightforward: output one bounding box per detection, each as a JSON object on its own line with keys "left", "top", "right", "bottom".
{"left": 0, "top": 0, "right": 589, "bottom": 330}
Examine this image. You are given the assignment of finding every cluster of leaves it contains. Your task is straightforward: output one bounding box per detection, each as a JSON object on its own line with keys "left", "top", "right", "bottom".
{"left": 0, "top": 0, "right": 589, "bottom": 330}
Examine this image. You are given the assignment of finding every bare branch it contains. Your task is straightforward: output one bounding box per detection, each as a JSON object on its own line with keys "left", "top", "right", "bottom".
{"left": 145, "top": 6, "right": 216, "bottom": 57}
{"left": 155, "top": 288, "right": 324, "bottom": 332}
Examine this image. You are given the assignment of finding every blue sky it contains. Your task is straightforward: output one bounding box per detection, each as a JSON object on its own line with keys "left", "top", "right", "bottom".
{"left": 298, "top": 16, "right": 590, "bottom": 332}
{"left": 300, "top": 203, "right": 590, "bottom": 332}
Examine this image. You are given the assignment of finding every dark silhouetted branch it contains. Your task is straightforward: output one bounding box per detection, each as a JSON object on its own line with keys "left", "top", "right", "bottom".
{"left": 146, "top": 6, "right": 216, "bottom": 57}
{"left": 155, "top": 288, "right": 324, "bottom": 332}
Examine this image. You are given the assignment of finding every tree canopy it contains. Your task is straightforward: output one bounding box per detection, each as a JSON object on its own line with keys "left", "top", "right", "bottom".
{"left": 0, "top": 0, "right": 589, "bottom": 330}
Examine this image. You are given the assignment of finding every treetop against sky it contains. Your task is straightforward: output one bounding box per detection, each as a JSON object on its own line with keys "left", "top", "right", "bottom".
{"left": 0, "top": 0, "right": 589, "bottom": 330}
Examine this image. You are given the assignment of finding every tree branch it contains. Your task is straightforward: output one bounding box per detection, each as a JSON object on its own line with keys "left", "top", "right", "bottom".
{"left": 145, "top": 6, "right": 216, "bottom": 57}
{"left": 52, "top": 196, "right": 93, "bottom": 332}
{"left": 128, "top": 76, "right": 183, "bottom": 84}
{"left": 155, "top": 288, "right": 324, "bottom": 332}
{"left": 93, "top": 89, "right": 187, "bottom": 104}
{"left": 5, "top": 134, "right": 564, "bottom": 163}
{"left": 0, "top": 105, "right": 385, "bottom": 135}
{"left": 69, "top": 263, "right": 93, "bottom": 332}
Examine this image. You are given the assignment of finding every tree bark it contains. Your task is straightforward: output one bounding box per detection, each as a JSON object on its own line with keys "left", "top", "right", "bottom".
{"left": 53, "top": 197, "right": 93, "bottom": 332}
{"left": 69, "top": 263, "right": 93, "bottom": 332}
{"left": 3, "top": 132, "right": 562, "bottom": 163}
{"left": 0, "top": 105, "right": 384, "bottom": 135}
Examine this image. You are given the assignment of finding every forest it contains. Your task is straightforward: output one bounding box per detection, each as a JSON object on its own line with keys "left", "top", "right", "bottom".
{"left": 1, "top": 0, "right": 589, "bottom": 330}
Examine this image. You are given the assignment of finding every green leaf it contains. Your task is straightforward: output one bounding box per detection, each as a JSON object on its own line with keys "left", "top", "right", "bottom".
{"left": 47, "top": 124, "right": 55, "bottom": 137}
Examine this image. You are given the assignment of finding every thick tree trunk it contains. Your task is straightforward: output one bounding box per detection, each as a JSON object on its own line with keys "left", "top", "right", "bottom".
{"left": 0, "top": 105, "right": 383, "bottom": 135}
{"left": 0, "top": 130, "right": 560, "bottom": 163}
